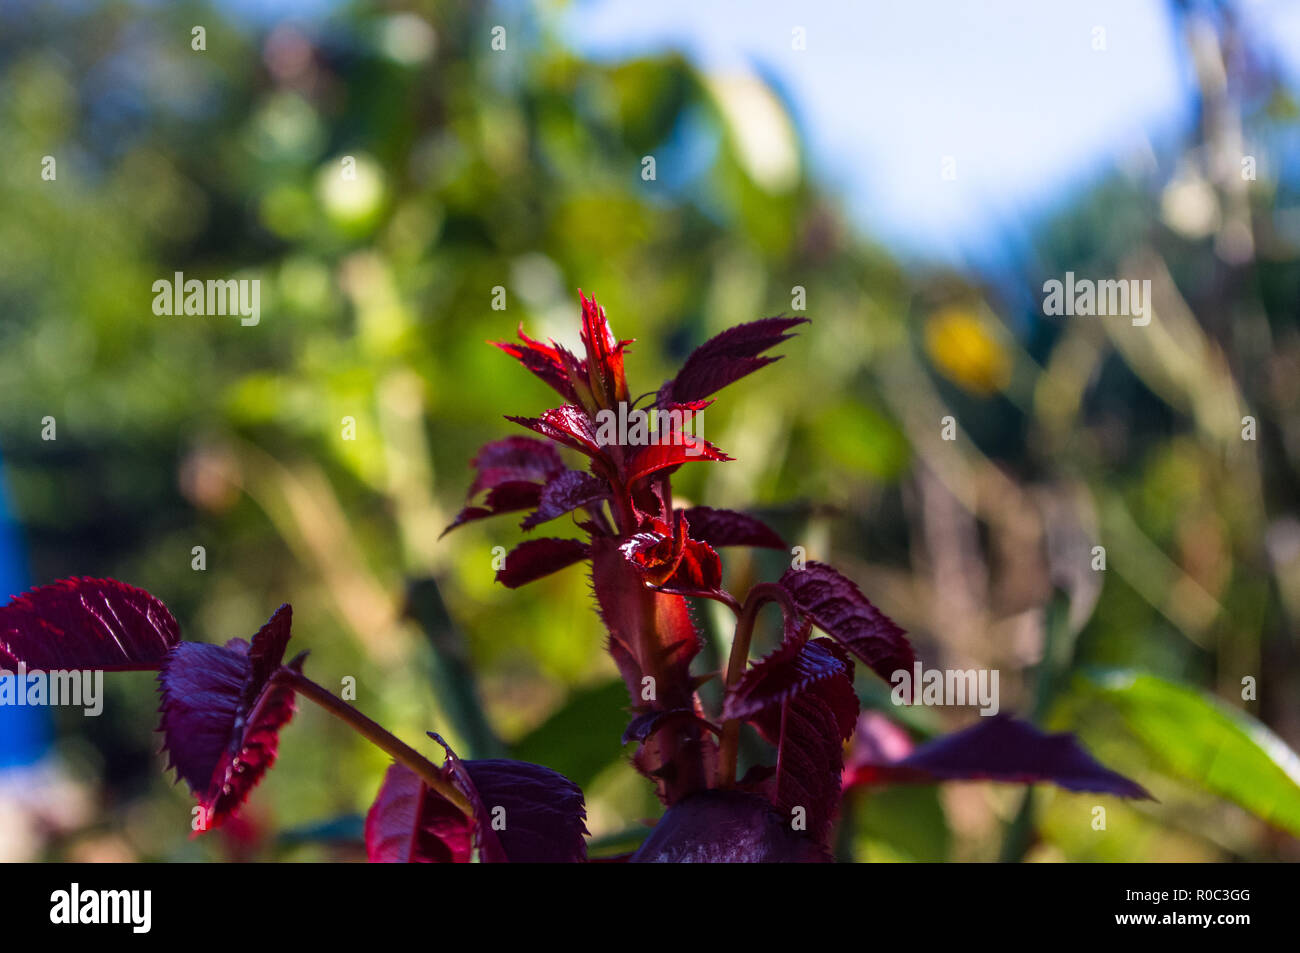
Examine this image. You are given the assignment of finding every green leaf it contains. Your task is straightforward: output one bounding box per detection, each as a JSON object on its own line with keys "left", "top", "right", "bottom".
{"left": 1079, "top": 670, "right": 1300, "bottom": 837}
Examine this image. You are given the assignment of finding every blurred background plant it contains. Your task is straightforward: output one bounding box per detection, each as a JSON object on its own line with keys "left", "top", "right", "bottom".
{"left": 1, "top": 0, "right": 1298, "bottom": 861}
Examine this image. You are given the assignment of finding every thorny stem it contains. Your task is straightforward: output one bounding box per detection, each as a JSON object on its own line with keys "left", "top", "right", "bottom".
{"left": 279, "top": 667, "right": 474, "bottom": 817}
{"left": 608, "top": 475, "right": 638, "bottom": 535}
{"left": 656, "top": 472, "right": 673, "bottom": 525}
{"left": 716, "top": 583, "right": 797, "bottom": 787}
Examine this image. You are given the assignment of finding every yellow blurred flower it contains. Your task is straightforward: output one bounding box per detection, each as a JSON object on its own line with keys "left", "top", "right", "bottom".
{"left": 924, "top": 307, "right": 1012, "bottom": 396}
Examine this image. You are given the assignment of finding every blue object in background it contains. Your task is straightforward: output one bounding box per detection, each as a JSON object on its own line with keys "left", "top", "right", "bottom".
{"left": 0, "top": 452, "right": 47, "bottom": 769}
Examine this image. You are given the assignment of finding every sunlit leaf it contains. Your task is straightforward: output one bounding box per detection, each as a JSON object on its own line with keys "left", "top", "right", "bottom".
{"left": 507, "top": 405, "right": 606, "bottom": 457}
{"left": 679, "top": 505, "right": 784, "bottom": 549}
{"left": 1079, "top": 670, "right": 1300, "bottom": 835}
{"left": 624, "top": 432, "right": 732, "bottom": 484}
{"left": 657, "top": 316, "right": 808, "bottom": 405}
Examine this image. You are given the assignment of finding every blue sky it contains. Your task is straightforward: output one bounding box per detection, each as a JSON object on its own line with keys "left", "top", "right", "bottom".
{"left": 564, "top": 0, "right": 1300, "bottom": 266}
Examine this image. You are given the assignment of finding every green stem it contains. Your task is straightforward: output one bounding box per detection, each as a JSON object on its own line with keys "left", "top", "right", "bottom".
{"left": 1000, "top": 590, "right": 1072, "bottom": 861}
{"left": 999, "top": 788, "right": 1037, "bottom": 863}
{"left": 279, "top": 667, "right": 473, "bottom": 817}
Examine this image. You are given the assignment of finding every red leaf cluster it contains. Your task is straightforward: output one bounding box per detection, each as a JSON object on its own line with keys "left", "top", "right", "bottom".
{"left": 0, "top": 291, "right": 1150, "bottom": 863}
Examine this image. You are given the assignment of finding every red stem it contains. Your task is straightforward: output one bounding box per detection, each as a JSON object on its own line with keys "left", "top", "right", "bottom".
{"left": 716, "top": 583, "right": 797, "bottom": 787}
{"left": 279, "top": 667, "right": 473, "bottom": 816}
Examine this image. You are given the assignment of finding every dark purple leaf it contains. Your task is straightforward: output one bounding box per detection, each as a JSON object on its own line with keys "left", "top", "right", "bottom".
{"left": 757, "top": 696, "right": 854, "bottom": 844}
{"left": 679, "top": 506, "right": 785, "bottom": 549}
{"left": 657, "top": 398, "right": 712, "bottom": 419}
{"left": 723, "top": 637, "right": 852, "bottom": 725}
{"left": 432, "top": 735, "right": 589, "bottom": 863}
{"left": 466, "top": 436, "right": 565, "bottom": 497}
{"left": 521, "top": 470, "right": 609, "bottom": 530}
{"left": 748, "top": 640, "right": 859, "bottom": 842}
{"left": 364, "top": 762, "right": 472, "bottom": 863}
{"left": 658, "top": 316, "right": 809, "bottom": 405}
{"left": 0, "top": 577, "right": 181, "bottom": 672}
{"left": 442, "top": 481, "right": 543, "bottom": 536}
{"left": 496, "top": 538, "right": 590, "bottom": 588}
{"left": 621, "top": 709, "right": 718, "bottom": 746}
{"left": 158, "top": 605, "right": 299, "bottom": 830}
{"left": 630, "top": 790, "right": 830, "bottom": 863}
{"left": 780, "top": 561, "right": 914, "bottom": 685}
{"left": 442, "top": 437, "right": 568, "bottom": 536}
{"left": 844, "top": 712, "right": 1153, "bottom": 799}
